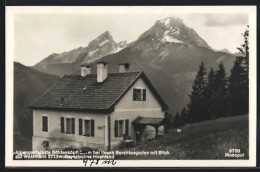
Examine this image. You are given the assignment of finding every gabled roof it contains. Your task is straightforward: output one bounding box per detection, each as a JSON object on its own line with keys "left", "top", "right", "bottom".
{"left": 29, "top": 71, "right": 168, "bottom": 113}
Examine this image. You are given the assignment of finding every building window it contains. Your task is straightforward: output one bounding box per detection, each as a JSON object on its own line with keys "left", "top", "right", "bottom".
{"left": 114, "top": 119, "right": 129, "bottom": 137}
{"left": 79, "top": 119, "right": 94, "bottom": 137}
{"left": 133, "top": 88, "right": 146, "bottom": 101}
{"left": 66, "top": 118, "right": 72, "bottom": 133}
{"left": 84, "top": 120, "right": 91, "bottom": 136}
{"left": 60, "top": 117, "right": 75, "bottom": 134}
{"left": 42, "top": 116, "right": 48, "bottom": 132}
{"left": 118, "top": 120, "right": 123, "bottom": 137}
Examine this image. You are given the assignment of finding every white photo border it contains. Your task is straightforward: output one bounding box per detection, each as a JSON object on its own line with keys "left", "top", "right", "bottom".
{"left": 5, "top": 6, "right": 257, "bottom": 167}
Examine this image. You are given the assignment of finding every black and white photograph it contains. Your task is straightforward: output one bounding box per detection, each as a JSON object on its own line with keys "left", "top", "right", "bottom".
{"left": 5, "top": 6, "right": 257, "bottom": 167}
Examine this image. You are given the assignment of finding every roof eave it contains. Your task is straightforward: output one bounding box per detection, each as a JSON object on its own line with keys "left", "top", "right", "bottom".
{"left": 28, "top": 106, "right": 112, "bottom": 114}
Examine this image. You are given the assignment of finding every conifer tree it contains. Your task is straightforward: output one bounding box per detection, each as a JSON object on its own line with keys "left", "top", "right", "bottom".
{"left": 187, "top": 62, "right": 207, "bottom": 123}
{"left": 214, "top": 62, "right": 228, "bottom": 92}
{"left": 229, "top": 26, "right": 249, "bottom": 115}
{"left": 180, "top": 107, "right": 188, "bottom": 124}
{"left": 208, "top": 62, "right": 229, "bottom": 118}
{"left": 164, "top": 111, "right": 172, "bottom": 131}
{"left": 173, "top": 112, "right": 182, "bottom": 127}
{"left": 237, "top": 25, "right": 249, "bottom": 72}
{"left": 229, "top": 59, "right": 245, "bottom": 115}
{"left": 204, "top": 68, "right": 215, "bottom": 120}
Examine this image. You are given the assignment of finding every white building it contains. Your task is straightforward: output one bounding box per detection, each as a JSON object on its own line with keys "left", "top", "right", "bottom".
{"left": 29, "top": 62, "right": 168, "bottom": 151}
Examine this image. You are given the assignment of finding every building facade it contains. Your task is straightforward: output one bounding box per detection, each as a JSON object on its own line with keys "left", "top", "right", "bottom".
{"left": 30, "top": 62, "right": 168, "bottom": 151}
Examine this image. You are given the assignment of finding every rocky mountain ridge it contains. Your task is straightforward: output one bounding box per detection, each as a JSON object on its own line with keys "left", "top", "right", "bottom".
{"left": 34, "top": 31, "right": 129, "bottom": 69}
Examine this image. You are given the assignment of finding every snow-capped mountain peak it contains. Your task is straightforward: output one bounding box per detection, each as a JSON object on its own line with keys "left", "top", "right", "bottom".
{"left": 114, "top": 40, "right": 129, "bottom": 53}
{"left": 160, "top": 17, "right": 172, "bottom": 28}
{"left": 161, "top": 27, "right": 182, "bottom": 43}
{"left": 99, "top": 39, "right": 109, "bottom": 46}
{"left": 137, "top": 16, "right": 211, "bottom": 50}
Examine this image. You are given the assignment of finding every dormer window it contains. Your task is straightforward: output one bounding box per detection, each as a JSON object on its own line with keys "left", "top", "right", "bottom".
{"left": 133, "top": 88, "right": 146, "bottom": 101}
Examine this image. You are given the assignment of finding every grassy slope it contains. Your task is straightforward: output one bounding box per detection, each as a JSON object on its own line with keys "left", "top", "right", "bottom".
{"left": 14, "top": 62, "right": 60, "bottom": 151}
{"left": 116, "top": 115, "right": 248, "bottom": 160}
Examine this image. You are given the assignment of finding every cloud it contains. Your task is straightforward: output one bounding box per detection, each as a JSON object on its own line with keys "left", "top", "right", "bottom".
{"left": 203, "top": 14, "right": 248, "bottom": 27}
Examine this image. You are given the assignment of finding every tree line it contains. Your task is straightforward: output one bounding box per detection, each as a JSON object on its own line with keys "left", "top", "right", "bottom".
{"left": 172, "top": 26, "right": 249, "bottom": 127}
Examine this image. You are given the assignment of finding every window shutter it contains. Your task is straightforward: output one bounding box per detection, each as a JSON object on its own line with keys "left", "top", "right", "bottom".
{"left": 91, "top": 119, "right": 95, "bottom": 137}
{"left": 79, "top": 119, "right": 82, "bottom": 135}
{"left": 125, "top": 119, "right": 129, "bottom": 135}
{"left": 42, "top": 116, "right": 44, "bottom": 131}
{"left": 60, "top": 117, "right": 64, "bottom": 133}
{"left": 114, "top": 120, "right": 118, "bottom": 137}
{"left": 133, "top": 89, "right": 136, "bottom": 100}
{"left": 143, "top": 89, "right": 146, "bottom": 101}
{"left": 72, "top": 118, "right": 75, "bottom": 134}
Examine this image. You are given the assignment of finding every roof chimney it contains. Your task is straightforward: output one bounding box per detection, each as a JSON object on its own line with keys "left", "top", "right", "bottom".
{"left": 97, "top": 61, "right": 108, "bottom": 83}
{"left": 81, "top": 64, "right": 91, "bottom": 77}
{"left": 118, "top": 63, "right": 130, "bottom": 73}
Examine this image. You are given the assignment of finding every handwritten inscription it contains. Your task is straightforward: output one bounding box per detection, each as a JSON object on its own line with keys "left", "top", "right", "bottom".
{"left": 83, "top": 159, "right": 117, "bottom": 166}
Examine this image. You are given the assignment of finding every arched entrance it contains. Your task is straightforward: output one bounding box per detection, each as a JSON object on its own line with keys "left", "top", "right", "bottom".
{"left": 132, "top": 117, "right": 165, "bottom": 141}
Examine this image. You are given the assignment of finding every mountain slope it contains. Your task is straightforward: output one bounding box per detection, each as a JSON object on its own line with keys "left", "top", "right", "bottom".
{"left": 31, "top": 17, "right": 236, "bottom": 115}
{"left": 14, "top": 62, "right": 59, "bottom": 151}
{"left": 87, "top": 44, "right": 235, "bottom": 115}
{"left": 83, "top": 17, "right": 235, "bottom": 115}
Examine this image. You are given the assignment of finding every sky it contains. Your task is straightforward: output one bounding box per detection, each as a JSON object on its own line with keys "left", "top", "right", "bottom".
{"left": 13, "top": 8, "right": 249, "bottom": 66}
